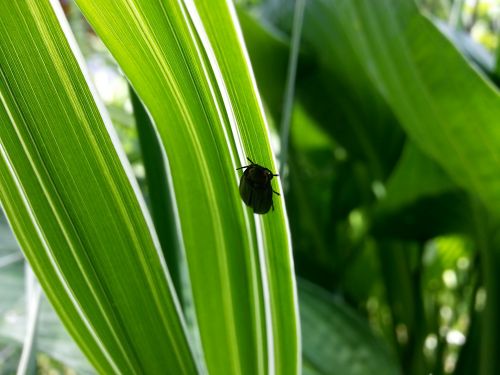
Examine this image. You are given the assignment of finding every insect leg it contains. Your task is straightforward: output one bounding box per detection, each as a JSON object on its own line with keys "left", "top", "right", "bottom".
{"left": 236, "top": 165, "right": 251, "bottom": 170}
{"left": 272, "top": 190, "right": 280, "bottom": 196}
{"left": 246, "top": 157, "right": 255, "bottom": 164}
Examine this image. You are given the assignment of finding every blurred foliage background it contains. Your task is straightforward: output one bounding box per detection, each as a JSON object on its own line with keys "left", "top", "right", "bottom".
{"left": 1, "top": 0, "right": 500, "bottom": 374}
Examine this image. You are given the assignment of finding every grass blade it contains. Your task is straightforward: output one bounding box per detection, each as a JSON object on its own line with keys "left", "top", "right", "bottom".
{"left": 0, "top": 1, "right": 196, "bottom": 373}
{"left": 74, "top": 0, "right": 298, "bottom": 373}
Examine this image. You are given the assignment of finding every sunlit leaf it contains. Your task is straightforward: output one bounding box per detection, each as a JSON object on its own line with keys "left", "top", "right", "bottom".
{"left": 0, "top": 1, "right": 195, "bottom": 373}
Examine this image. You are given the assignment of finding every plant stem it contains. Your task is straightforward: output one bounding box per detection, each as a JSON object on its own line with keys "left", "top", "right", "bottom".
{"left": 470, "top": 199, "right": 500, "bottom": 375}
{"left": 279, "top": 0, "right": 306, "bottom": 179}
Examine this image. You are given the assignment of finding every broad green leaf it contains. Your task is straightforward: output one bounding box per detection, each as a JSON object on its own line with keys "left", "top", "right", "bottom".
{"left": 288, "top": 105, "right": 337, "bottom": 257}
{"left": 301, "top": 0, "right": 500, "bottom": 214}
{"left": 371, "top": 142, "right": 470, "bottom": 240}
{"left": 381, "top": 142, "right": 456, "bottom": 211}
{"left": 0, "top": 1, "right": 195, "bottom": 373}
{"left": 299, "top": 280, "right": 401, "bottom": 375}
{"left": 263, "top": 0, "right": 500, "bottom": 212}
{"left": 433, "top": 20, "right": 496, "bottom": 78}
{"left": 316, "top": 3, "right": 500, "bottom": 371}
{"left": 74, "top": 0, "right": 297, "bottom": 374}
{"left": 247, "top": 3, "right": 405, "bottom": 181}
{"left": 372, "top": 143, "right": 471, "bottom": 240}
{"left": 259, "top": 2, "right": 500, "bottom": 370}
{"left": 373, "top": 190, "right": 471, "bottom": 241}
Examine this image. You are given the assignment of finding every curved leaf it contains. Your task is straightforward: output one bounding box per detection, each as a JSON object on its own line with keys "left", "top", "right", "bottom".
{"left": 74, "top": 0, "right": 297, "bottom": 373}
{"left": 307, "top": 0, "right": 500, "bottom": 213}
{"left": 299, "top": 280, "right": 401, "bottom": 375}
{"left": 0, "top": 1, "right": 195, "bottom": 373}
{"left": 191, "top": 1, "right": 300, "bottom": 373}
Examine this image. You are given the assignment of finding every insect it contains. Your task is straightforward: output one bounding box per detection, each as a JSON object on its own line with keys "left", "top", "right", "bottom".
{"left": 236, "top": 157, "right": 280, "bottom": 214}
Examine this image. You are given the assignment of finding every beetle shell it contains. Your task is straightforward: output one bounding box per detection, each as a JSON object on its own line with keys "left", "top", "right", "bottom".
{"left": 237, "top": 159, "right": 279, "bottom": 214}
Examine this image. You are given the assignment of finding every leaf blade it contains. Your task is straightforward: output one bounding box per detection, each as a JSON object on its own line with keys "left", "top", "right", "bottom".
{"left": 0, "top": 1, "right": 196, "bottom": 373}
{"left": 189, "top": 1, "right": 300, "bottom": 373}
{"left": 73, "top": 0, "right": 296, "bottom": 373}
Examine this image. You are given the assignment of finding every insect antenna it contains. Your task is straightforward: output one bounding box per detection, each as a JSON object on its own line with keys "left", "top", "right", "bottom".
{"left": 236, "top": 165, "right": 250, "bottom": 170}
{"left": 236, "top": 157, "right": 256, "bottom": 170}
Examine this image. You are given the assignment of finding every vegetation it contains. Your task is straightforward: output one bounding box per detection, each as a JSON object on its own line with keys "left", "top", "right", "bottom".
{"left": 1, "top": 0, "right": 500, "bottom": 374}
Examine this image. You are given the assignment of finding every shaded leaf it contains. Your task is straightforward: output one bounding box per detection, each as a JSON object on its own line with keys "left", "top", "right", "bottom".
{"left": 299, "top": 280, "right": 401, "bottom": 375}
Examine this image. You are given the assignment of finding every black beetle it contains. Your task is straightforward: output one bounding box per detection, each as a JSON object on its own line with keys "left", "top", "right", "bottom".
{"left": 236, "top": 157, "right": 280, "bottom": 214}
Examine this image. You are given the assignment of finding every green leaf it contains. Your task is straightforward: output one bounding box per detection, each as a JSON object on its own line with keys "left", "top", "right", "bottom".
{"left": 248, "top": 2, "right": 405, "bottom": 181}
{"left": 381, "top": 142, "right": 456, "bottom": 211}
{"left": 236, "top": 9, "right": 290, "bottom": 121}
{"left": 299, "top": 280, "right": 401, "bottom": 375}
{"left": 433, "top": 20, "right": 496, "bottom": 78}
{"left": 263, "top": 0, "right": 500, "bottom": 214}
{"left": 129, "top": 87, "right": 183, "bottom": 296}
{"left": 0, "top": 1, "right": 195, "bottom": 373}
{"left": 371, "top": 142, "right": 470, "bottom": 240}
{"left": 74, "top": 0, "right": 298, "bottom": 374}
{"left": 191, "top": 2, "right": 300, "bottom": 373}
{"left": 0, "top": 214, "right": 93, "bottom": 373}
{"left": 303, "top": 0, "right": 500, "bottom": 214}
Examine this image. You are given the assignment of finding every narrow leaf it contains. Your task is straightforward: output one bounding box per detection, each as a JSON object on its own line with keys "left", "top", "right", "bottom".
{"left": 190, "top": 1, "right": 300, "bottom": 373}
{"left": 74, "top": 0, "right": 297, "bottom": 373}
{"left": 0, "top": 1, "right": 196, "bottom": 373}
